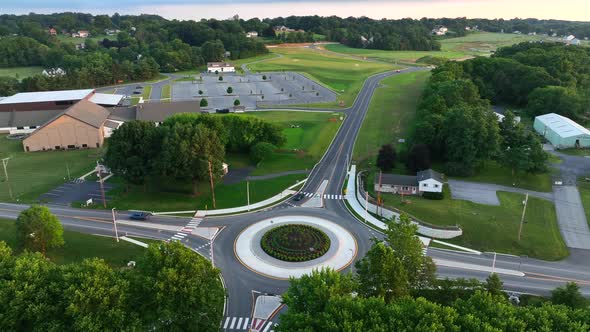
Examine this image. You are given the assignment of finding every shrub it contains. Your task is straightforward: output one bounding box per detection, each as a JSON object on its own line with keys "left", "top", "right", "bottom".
{"left": 227, "top": 86, "right": 233, "bottom": 94}
{"left": 200, "top": 98, "right": 208, "bottom": 107}
{"left": 218, "top": 76, "right": 223, "bottom": 81}
{"left": 422, "top": 191, "right": 444, "bottom": 200}
{"left": 234, "top": 99, "right": 240, "bottom": 106}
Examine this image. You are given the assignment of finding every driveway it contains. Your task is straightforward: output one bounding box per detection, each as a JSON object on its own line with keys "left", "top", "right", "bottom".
{"left": 447, "top": 179, "right": 554, "bottom": 206}
{"left": 553, "top": 185, "right": 590, "bottom": 250}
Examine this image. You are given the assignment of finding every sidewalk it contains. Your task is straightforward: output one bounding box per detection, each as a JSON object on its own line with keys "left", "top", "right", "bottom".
{"left": 345, "top": 165, "right": 462, "bottom": 240}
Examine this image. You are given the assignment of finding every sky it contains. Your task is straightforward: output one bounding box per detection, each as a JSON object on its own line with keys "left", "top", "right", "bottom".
{"left": 4, "top": 0, "right": 590, "bottom": 21}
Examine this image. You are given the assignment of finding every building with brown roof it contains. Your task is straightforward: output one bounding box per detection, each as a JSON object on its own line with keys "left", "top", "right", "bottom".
{"left": 23, "top": 100, "right": 110, "bottom": 152}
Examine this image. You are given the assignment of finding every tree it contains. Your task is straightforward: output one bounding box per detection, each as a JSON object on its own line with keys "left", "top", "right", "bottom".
{"left": 200, "top": 98, "right": 208, "bottom": 107}
{"left": 356, "top": 241, "right": 409, "bottom": 303}
{"left": 15, "top": 205, "right": 64, "bottom": 256}
{"left": 250, "top": 142, "right": 276, "bottom": 163}
{"left": 131, "top": 241, "right": 224, "bottom": 331}
{"left": 551, "top": 282, "right": 587, "bottom": 309}
{"left": 233, "top": 99, "right": 240, "bottom": 106}
{"left": 0, "top": 76, "right": 20, "bottom": 96}
{"left": 376, "top": 144, "right": 396, "bottom": 171}
{"left": 527, "top": 86, "right": 584, "bottom": 120}
{"left": 262, "top": 75, "right": 267, "bottom": 80}
{"left": 158, "top": 122, "right": 225, "bottom": 195}
{"left": 198, "top": 90, "right": 203, "bottom": 95}
{"left": 407, "top": 143, "right": 431, "bottom": 173}
{"left": 226, "top": 86, "right": 233, "bottom": 94}
{"left": 201, "top": 40, "right": 225, "bottom": 62}
{"left": 385, "top": 214, "right": 436, "bottom": 289}
{"left": 218, "top": 76, "right": 223, "bottom": 81}
{"left": 104, "top": 121, "right": 160, "bottom": 188}
{"left": 485, "top": 273, "right": 503, "bottom": 296}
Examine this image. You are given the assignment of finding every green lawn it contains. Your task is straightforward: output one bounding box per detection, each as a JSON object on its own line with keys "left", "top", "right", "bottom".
{"left": 557, "top": 148, "right": 590, "bottom": 157}
{"left": 248, "top": 46, "right": 396, "bottom": 107}
{"left": 242, "top": 111, "right": 343, "bottom": 175}
{"left": 453, "top": 161, "right": 554, "bottom": 192}
{"left": 325, "top": 43, "right": 467, "bottom": 64}
{"left": 0, "top": 136, "right": 100, "bottom": 202}
{"left": 353, "top": 71, "right": 430, "bottom": 163}
{"left": 56, "top": 34, "right": 116, "bottom": 45}
{"left": 440, "top": 32, "right": 548, "bottom": 56}
{"left": 142, "top": 85, "right": 153, "bottom": 101}
{"left": 95, "top": 173, "right": 305, "bottom": 212}
{"left": 161, "top": 84, "right": 171, "bottom": 102}
{"left": 0, "top": 66, "right": 43, "bottom": 80}
{"left": 579, "top": 179, "right": 590, "bottom": 227}
{"left": 0, "top": 218, "right": 150, "bottom": 266}
{"left": 374, "top": 186, "right": 567, "bottom": 260}
{"left": 325, "top": 32, "right": 550, "bottom": 64}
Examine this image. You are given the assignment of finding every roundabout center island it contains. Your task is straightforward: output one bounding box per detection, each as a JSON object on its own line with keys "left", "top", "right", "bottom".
{"left": 234, "top": 215, "right": 358, "bottom": 279}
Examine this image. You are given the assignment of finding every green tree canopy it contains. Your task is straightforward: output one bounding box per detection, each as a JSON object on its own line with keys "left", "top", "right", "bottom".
{"left": 15, "top": 205, "right": 64, "bottom": 256}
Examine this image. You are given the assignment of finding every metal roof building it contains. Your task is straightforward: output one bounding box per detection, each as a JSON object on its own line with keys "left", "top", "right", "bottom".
{"left": 533, "top": 113, "right": 590, "bottom": 149}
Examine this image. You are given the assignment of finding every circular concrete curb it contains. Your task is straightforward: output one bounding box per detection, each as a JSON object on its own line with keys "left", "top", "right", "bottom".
{"left": 234, "top": 215, "right": 357, "bottom": 279}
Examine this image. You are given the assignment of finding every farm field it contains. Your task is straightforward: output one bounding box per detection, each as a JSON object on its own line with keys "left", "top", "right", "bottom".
{"left": 0, "top": 66, "right": 43, "bottom": 80}
{"left": 0, "top": 136, "right": 100, "bottom": 202}
{"left": 353, "top": 71, "right": 430, "bottom": 163}
{"left": 248, "top": 46, "right": 396, "bottom": 107}
{"left": 325, "top": 32, "right": 550, "bottom": 63}
{"left": 373, "top": 185, "right": 567, "bottom": 260}
{"left": 0, "top": 218, "right": 150, "bottom": 266}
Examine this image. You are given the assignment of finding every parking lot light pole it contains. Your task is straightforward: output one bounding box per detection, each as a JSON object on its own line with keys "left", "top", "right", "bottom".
{"left": 111, "top": 208, "right": 119, "bottom": 242}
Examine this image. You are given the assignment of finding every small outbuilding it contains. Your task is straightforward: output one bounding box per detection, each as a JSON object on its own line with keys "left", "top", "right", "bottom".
{"left": 533, "top": 113, "right": 590, "bottom": 149}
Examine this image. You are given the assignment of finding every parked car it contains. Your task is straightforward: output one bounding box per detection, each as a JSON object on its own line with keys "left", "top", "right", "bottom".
{"left": 129, "top": 211, "right": 151, "bottom": 220}
{"left": 133, "top": 90, "right": 141, "bottom": 94}
{"left": 395, "top": 69, "right": 401, "bottom": 73}
{"left": 215, "top": 108, "right": 230, "bottom": 114}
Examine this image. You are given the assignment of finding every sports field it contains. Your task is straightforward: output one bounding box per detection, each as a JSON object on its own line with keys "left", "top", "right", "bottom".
{"left": 248, "top": 46, "right": 396, "bottom": 107}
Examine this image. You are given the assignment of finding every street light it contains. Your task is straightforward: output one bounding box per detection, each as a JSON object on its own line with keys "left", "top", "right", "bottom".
{"left": 348, "top": 248, "right": 354, "bottom": 274}
{"left": 491, "top": 252, "right": 497, "bottom": 274}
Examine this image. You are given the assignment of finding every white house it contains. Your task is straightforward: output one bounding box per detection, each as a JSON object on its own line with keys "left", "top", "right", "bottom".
{"left": 246, "top": 31, "right": 258, "bottom": 38}
{"left": 416, "top": 169, "right": 444, "bottom": 193}
{"left": 565, "top": 35, "right": 576, "bottom": 41}
{"left": 375, "top": 169, "right": 443, "bottom": 195}
{"left": 432, "top": 26, "right": 448, "bottom": 36}
{"left": 42, "top": 67, "right": 66, "bottom": 77}
{"left": 207, "top": 62, "right": 235, "bottom": 73}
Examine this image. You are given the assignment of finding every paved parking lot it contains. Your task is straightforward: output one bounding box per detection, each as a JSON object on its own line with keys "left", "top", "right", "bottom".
{"left": 39, "top": 179, "right": 114, "bottom": 206}
{"left": 171, "top": 72, "right": 336, "bottom": 109}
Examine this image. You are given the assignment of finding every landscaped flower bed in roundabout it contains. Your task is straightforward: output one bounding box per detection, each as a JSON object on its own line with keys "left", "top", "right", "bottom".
{"left": 260, "top": 224, "right": 331, "bottom": 262}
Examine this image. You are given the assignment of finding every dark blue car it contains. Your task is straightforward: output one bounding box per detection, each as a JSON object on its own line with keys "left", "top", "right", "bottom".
{"left": 129, "top": 211, "right": 151, "bottom": 220}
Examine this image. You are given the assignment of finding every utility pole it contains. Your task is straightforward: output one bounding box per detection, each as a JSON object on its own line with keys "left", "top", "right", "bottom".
{"left": 247, "top": 177, "right": 250, "bottom": 211}
{"left": 377, "top": 170, "right": 383, "bottom": 216}
{"left": 2, "top": 157, "right": 13, "bottom": 200}
{"left": 518, "top": 193, "right": 529, "bottom": 241}
{"left": 96, "top": 163, "right": 107, "bottom": 208}
{"left": 491, "top": 252, "right": 497, "bottom": 274}
{"left": 66, "top": 163, "right": 71, "bottom": 181}
{"left": 111, "top": 208, "right": 119, "bottom": 242}
{"left": 208, "top": 160, "right": 216, "bottom": 209}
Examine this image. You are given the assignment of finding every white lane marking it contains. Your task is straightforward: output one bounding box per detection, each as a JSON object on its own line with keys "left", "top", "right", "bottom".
{"left": 242, "top": 318, "right": 249, "bottom": 329}
{"left": 230, "top": 317, "right": 236, "bottom": 329}
{"left": 175, "top": 232, "right": 187, "bottom": 237}
{"left": 236, "top": 317, "right": 243, "bottom": 329}
{"left": 223, "top": 317, "right": 230, "bottom": 329}
{"left": 263, "top": 321, "right": 272, "bottom": 332}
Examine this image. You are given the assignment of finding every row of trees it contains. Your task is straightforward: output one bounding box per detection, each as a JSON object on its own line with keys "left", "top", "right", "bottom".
{"left": 277, "top": 215, "right": 590, "bottom": 331}
{"left": 105, "top": 114, "right": 285, "bottom": 194}
{"left": 413, "top": 56, "right": 547, "bottom": 176}
{"left": 5, "top": 205, "right": 224, "bottom": 331}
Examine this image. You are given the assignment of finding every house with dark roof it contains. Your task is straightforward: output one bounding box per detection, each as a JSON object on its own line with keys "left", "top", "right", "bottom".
{"left": 22, "top": 100, "right": 110, "bottom": 152}
{"left": 375, "top": 169, "right": 443, "bottom": 195}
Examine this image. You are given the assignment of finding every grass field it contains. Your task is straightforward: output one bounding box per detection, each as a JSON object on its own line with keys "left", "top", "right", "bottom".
{"left": 0, "top": 136, "right": 100, "bottom": 202}
{"left": 353, "top": 71, "right": 430, "bottom": 163}
{"left": 248, "top": 46, "right": 396, "bottom": 107}
{"left": 373, "top": 185, "right": 567, "bottom": 260}
{"left": 453, "top": 161, "right": 554, "bottom": 192}
{"left": 325, "top": 32, "right": 549, "bottom": 64}
{"left": 0, "top": 66, "right": 43, "bottom": 80}
{"left": 98, "top": 173, "right": 304, "bottom": 212}
{"left": 142, "top": 85, "right": 153, "bottom": 101}
{"left": 56, "top": 34, "right": 116, "bottom": 45}
{"left": 0, "top": 218, "right": 150, "bottom": 266}
{"left": 579, "top": 180, "right": 590, "bottom": 227}
{"left": 161, "top": 84, "right": 171, "bottom": 102}
{"left": 243, "top": 111, "right": 343, "bottom": 175}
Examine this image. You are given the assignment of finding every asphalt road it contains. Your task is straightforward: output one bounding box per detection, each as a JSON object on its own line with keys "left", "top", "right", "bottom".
{"left": 3, "top": 67, "right": 590, "bottom": 328}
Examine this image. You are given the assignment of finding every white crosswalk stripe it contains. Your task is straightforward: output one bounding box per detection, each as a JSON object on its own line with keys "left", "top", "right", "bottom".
{"left": 221, "top": 317, "right": 275, "bottom": 330}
